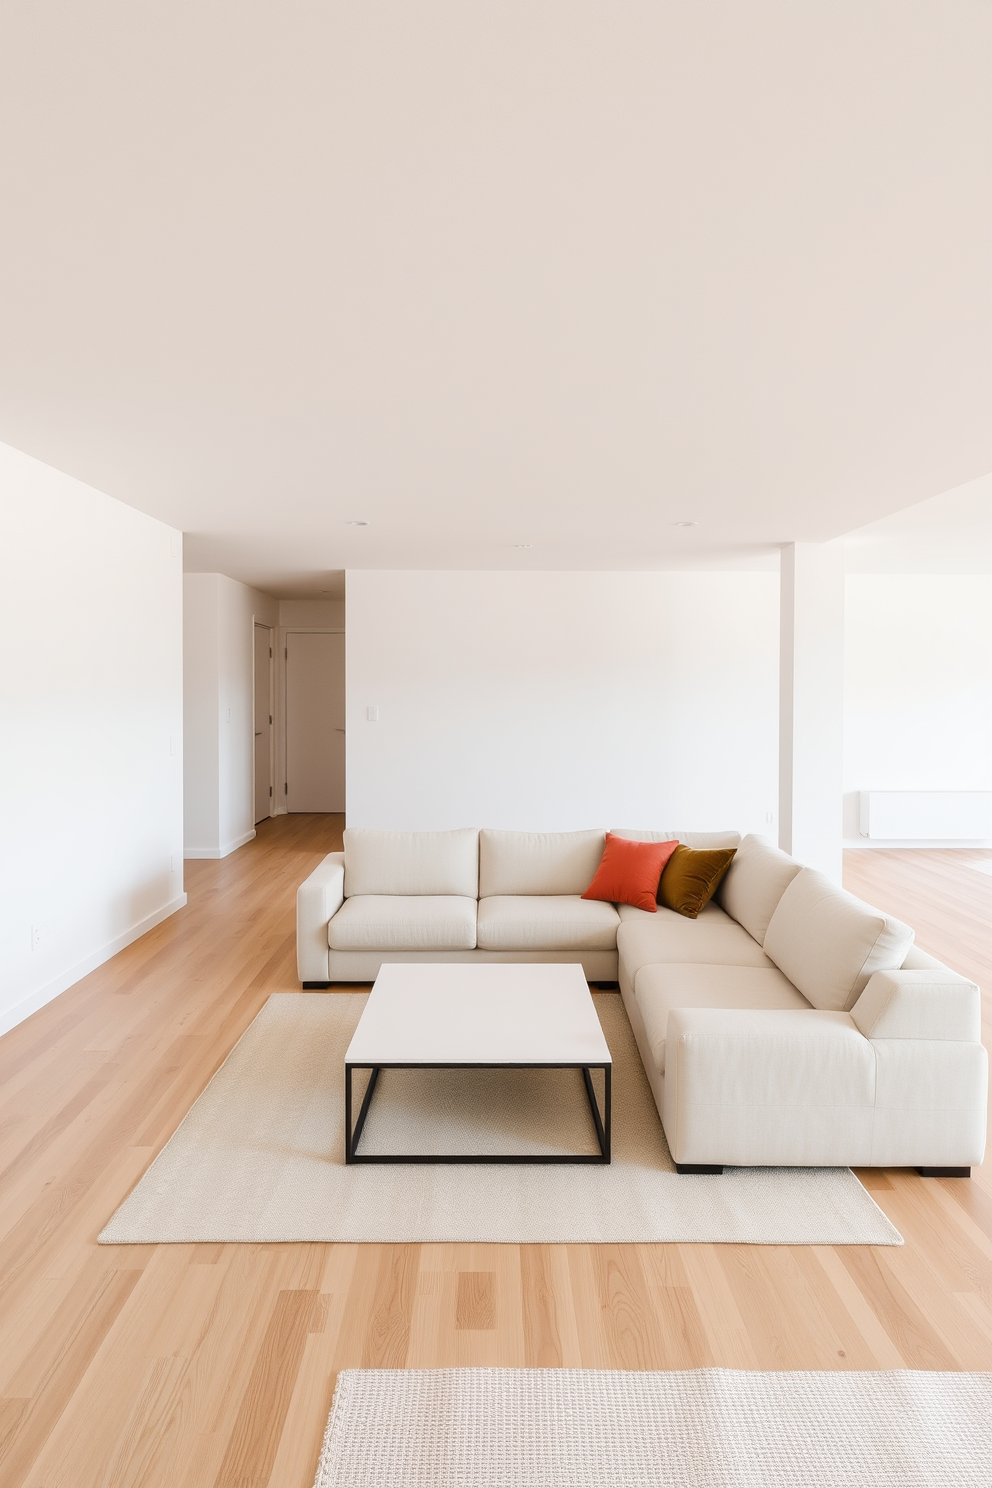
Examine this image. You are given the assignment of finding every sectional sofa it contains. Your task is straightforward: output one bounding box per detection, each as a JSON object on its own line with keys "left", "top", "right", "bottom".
{"left": 296, "top": 828, "right": 988, "bottom": 1174}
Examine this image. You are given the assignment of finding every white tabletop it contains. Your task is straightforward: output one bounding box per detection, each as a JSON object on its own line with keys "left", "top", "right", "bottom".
{"left": 345, "top": 963, "right": 612, "bottom": 1066}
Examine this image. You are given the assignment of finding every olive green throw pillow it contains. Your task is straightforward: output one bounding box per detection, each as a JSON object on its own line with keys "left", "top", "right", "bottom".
{"left": 658, "top": 845, "right": 737, "bottom": 918}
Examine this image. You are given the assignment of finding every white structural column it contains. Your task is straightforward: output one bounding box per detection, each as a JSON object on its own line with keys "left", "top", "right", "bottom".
{"left": 779, "top": 541, "right": 845, "bottom": 881}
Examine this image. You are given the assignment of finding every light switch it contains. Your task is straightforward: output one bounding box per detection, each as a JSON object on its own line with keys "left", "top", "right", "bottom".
{"left": 367, "top": 706, "right": 379, "bottom": 722}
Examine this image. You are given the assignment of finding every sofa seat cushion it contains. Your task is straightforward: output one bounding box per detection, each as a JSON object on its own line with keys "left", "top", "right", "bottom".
{"left": 477, "top": 895, "right": 620, "bottom": 951}
{"left": 635, "top": 964, "right": 811, "bottom": 1073}
{"left": 328, "top": 895, "right": 478, "bottom": 951}
{"left": 617, "top": 902, "right": 774, "bottom": 982}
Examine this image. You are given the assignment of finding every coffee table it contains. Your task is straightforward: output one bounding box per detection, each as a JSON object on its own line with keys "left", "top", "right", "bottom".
{"left": 344, "top": 962, "right": 612, "bottom": 1164}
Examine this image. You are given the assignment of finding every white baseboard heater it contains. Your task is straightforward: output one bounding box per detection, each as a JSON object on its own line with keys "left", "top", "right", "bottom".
{"left": 859, "top": 791, "right": 992, "bottom": 840}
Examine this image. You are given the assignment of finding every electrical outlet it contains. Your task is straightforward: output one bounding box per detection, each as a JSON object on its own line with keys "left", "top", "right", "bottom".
{"left": 31, "top": 921, "right": 48, "bottom": 952}
{"left": 367, "top": 705, "right": 379, "bottom": 722}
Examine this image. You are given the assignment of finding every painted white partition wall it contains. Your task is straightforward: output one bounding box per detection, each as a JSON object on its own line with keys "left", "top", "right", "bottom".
{"left": 778, "top": 541, "right": 845, "bottom": 881}
{"left": 345, "top": 570, "right": 779, "bottom": 833}
{"left": 183, "top": 573, "right": 279, "bottom": 857}
{"left": 0, "top": 441, "right": 184, "bottom": 1036}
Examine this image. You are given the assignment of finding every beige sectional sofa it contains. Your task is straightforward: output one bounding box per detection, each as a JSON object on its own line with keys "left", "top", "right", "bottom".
{"left": 296, "top": 827, "right": 988, "bottom": 1175}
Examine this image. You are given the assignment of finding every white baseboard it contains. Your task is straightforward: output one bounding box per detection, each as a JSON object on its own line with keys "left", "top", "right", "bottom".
{"left": 0, "top": 893, "right": 188, "bottom": 1039}
{"left": 844, "top": 838, "right": 992, "bottom": 850}
{"left": 184, "top": 829, "right": 256, "bottom": 860}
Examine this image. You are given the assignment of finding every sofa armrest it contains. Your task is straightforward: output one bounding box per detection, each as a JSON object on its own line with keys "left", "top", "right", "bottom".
{"left": 296, "top": 852, "right": 345, "bottom": 983}
{"left": 851, "top": 969, "right": 982, "bottom": 1042}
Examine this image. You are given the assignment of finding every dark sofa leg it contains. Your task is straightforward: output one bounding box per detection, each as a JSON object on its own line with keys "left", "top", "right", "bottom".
{"left": 916, "top": 1166, "right": 971, "bottom": 1178}
{"left": 675, "top": 1163, "right": 724, "bottom": 1175}
{"left": 302, "top": 981, "right": 332, "bottom": 989}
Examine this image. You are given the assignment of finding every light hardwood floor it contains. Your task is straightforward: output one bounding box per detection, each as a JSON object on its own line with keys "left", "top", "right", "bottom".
{"left": 1, "top": 817, "right": 990, "bottom": 1487}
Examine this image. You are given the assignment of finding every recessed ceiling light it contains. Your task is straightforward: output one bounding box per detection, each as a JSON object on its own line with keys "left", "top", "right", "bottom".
{"left": 672, "top": 521, "right": 697, "bottom": 528}
{"left": 346, "top": 520, "right": 369, "bottom": 527}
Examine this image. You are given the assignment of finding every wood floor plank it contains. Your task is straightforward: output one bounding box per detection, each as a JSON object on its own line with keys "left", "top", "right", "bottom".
{"left": 213, "top": 1288, "right": 321, "bottom": 1488}
{"left": 99, "top": 1354, "right": 200, "bottom": 1488}
{"left": 676, "top": 1245, "right": 762, "bottom": 1370}
{"left": 0, "top": 819, "right": 989, "bottom": 1484}
{"left": 2, "top": 1262, "right": 143, "bottom": 1488}
{"left": 520, "top": 1245, "right": 580, "bottom": 1367}
{"left": 805, "top": 1246, "right": 907, "bottom": 1369}
{"left": 836, "top": 1247, "right": 961, "bottom": 1370}
{"left": 360, "top": 1244, "right": 421, "bottom": 1369}
{"left": 264, "top": 1333, "right": 336, "bottom": 1488}
{"left": 455, "top": 1270, "right": 497, "bottom": 1330}
{"left": 584, "top": 1244, "right": 666, "bottom": 1369}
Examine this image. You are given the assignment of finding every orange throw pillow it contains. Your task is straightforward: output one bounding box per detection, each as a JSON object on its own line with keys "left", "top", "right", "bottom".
{"left": 582, "top": 833, "right": 679, "bottom": 913}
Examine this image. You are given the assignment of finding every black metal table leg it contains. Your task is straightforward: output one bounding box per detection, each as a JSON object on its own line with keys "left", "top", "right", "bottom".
{"left": 582, "top": 1065, "right": 611, "bottom": 1161}
{"left": 345, "top": 1065, "right": 380, "bottom": 1162}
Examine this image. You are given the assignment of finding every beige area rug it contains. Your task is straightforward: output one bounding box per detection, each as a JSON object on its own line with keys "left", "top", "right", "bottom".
{"left": 99, "top": 993, "right": 903, "bottom": 1245}
{"left": 312, "top": 1368, "right": 992, "bottom": 1488}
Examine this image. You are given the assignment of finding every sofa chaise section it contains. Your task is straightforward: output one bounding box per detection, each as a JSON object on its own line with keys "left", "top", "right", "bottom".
{"left": 621, "top": 835, "right": 987, "bottom": 1173}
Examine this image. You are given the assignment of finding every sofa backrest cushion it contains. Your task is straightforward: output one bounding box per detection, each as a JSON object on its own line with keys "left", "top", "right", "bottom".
{"left": 343, "top": 828, "right": 479, "bottom": 898}
{"left": 613, "top": 829, "right": 741, "bottom": 851}
{"left": 479, "top": 829, "right": 606, "bottom": 897}
{"left": 717, "top": 834, "right": 803, "bottom": 945}
{"left": 763, "top": 868, "right": 915, "bottom": 1012}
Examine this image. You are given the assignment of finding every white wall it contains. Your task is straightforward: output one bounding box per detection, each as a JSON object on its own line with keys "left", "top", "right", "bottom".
{"left": 844, "top": 573, "right": 992, "bottom": 847}
{"left": 346, "top": 570, "right": 779, "bottom": 832}
{"left": 183, "top": 573, "right": 278, "bottom": 856}
{"left": 0, "top": 442, "right": 184, "bottom": 1036}
{"left": 278, "top": 600, "right": 345, "bottom": 629}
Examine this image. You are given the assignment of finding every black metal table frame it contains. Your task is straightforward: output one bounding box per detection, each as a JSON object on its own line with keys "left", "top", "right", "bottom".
{"left": 345, "top": 1060, "right": 612, "bottom": 1164}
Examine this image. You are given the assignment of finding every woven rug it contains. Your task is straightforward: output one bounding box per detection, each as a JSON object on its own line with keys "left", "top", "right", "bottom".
{"left": 99, "top": 992, "right": 902, "bottom": 1245}
{"left": 312, "top": 1368, "right": 992, "bottom": 1488}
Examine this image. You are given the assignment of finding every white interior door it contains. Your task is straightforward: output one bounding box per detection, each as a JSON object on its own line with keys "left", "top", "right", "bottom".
{"left": 286, "top": 631, "right": 346, "bottom": 812}
{"left": 253, "top": 624, "right": 273, "bottom": 823}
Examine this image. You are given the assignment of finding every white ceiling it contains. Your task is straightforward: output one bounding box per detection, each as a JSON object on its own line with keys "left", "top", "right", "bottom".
{"left": 1, "top": 3, "right": 990, "bottom": 596}
{"left": 845, "top": 470, "right": 992, "bottom": 573}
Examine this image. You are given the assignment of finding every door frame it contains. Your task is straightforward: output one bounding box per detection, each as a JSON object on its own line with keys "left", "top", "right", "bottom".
{"left": 253, "top": 621, "right": 275, "bottom": 823}
{"left": 276, "top": 625, "right": 346, "bottom": 814}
